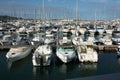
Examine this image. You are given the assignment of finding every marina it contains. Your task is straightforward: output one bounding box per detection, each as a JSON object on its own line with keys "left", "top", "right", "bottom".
{"left": 0, "top": 18, "right": 120, "bottom": 80}
{"left": 0, "top": 0, "right": 120, "bottom": 80}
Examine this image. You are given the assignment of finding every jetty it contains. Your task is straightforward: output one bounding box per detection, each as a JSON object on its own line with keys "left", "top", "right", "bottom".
{"left": 95, "top": 45, "right": 118, "bottom": 51}
{"left": 0, "top": 44, "right": 118, "bottom": 51}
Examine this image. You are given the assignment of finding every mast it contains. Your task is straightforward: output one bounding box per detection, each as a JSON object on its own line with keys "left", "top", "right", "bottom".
{"left": 42, "top": 0, "right": 45, "bottom": 20}
{"left": 94, "top": 10, "right": 96, "bottom": 30}
{"left": 34, "top": 8, "right": 37, "bottom": 22}
{"left": 75, "top": 0, "right": 78, "bottom": 36}
{"left": 76, "top": 0, "right": 78, "bottom": 25}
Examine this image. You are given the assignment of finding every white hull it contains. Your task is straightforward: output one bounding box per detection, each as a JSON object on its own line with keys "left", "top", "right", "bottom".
{"left": 104, "top": 40, "right": 112, "bottom": 45}
{"left": 70, "top": 30, "right": 76, "bottom": 35}
{"left": 32, "top": 54, "right": 52, "bottom": 66}
{"left": 79, "top": 28, "right": 87, "bottom": 35}
{"left": 78, "top": 52, "right": 98, "bottom": 62}
{"left": 112, "top": 38, "right": 120, "bottom": 45}
{"left": 100, "top": 38, "right": 112, "bottom": 45}
{"left": 56, "top": 48, "right": 76, "bottom": 63}
{"left": 106, "top": 30, "right": 113, "bottom": 34}
{"left": 44, "top": 39, "right": 54, "bottom": 44}
{"left": 77, "top": 45, "right": 98, "bottom": 63}
{"left": 97, "top": 30, "right": 104, "bottom": 35}
{"left": 72, "top": 37, "right": 83, "bottom": 46}
{"left": 6, "top": 47, "right": 32, "bottom": 63}
{"left": 32, "top": 45, "right": 52, "bottom": 66}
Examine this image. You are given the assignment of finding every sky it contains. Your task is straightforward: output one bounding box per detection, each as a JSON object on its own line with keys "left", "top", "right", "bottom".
{"left": 0, "top": 0, "right": 120, "bottom": 20}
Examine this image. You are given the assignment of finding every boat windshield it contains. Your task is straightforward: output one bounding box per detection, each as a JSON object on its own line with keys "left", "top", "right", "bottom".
{"left": 87, "top": 45, "right": 93, "bottom": 52}
{"left": 113, "top": 35, "right": 120, "bottom": 38}
{"left": 80, "top": 45, "right": 87, "bottom": 53}
{"left": 64, "top": 47, "right": 73, "bottom": 50}
{"left": 96, "top": 27, "right": 103, "bottom": 30}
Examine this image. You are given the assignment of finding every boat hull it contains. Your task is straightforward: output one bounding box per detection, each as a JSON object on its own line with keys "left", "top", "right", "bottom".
{"left": 77, "top": 52, "right": 98, "bottom": 62}
{"left": 32, "top": 45, "right": 53, "bottom": 66}
{"left": 6, "top": 47, "right": 32, "bottom": 63}
{"left": 56, "top": 48, "right": 76, "bottom": 63}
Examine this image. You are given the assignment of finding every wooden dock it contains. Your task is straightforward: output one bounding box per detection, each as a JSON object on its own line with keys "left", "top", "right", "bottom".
{"left": 0, "top": 45, "right": 118, "bottom": 51}
{"left": 95, "top": 45, "right": 118, "bottom": 51}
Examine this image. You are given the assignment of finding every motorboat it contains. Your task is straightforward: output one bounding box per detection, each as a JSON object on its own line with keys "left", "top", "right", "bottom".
{"left": 77, "top": 44, "right": 98, "bottom": 62}
{"left": 112, "top": 31, "right": 120, "bottom": 45}
{"left": 78, "top": 27, "right": 87, "bottom": 35}
{"left": 99, "top": 36, "right": 112, "bottom": 45}
{"left": 44, "top": 34, "right": 55, "bottom": 44}
{"left": 6, "top": 46, "right": 32, "bottom": 62}
{"left": 95, "top": 26, "right": 105, "bottom": 35}
{"left": 56, "top": 43, "right": 76, "bottom": 63}
{"left": 32, "top": 45, "right": 53, "bottom": 66}
{"left": 31, "top": 32, "right": 45, "bottom": 45}
{"left": 0, "top": 34, "right": 12, "bottom": 45}
{"left": 105, "top": 29, "right": 113, "bottom": 35}
{"left": 72, "top": 36, "right": 83, "bottom": 46}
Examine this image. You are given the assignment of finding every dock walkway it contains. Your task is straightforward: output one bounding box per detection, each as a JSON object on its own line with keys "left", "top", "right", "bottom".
{"left": 0, "top": 45, "right": 118, "bottom": 51}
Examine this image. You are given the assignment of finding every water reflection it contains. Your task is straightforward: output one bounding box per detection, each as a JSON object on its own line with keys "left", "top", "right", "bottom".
{"left": 7, "top": 54, "right": 32, "bottom": 70}
{"left": 7, "top": 61, "right": 13, "bottom": 70}
{"left": 78, "top": 63, "right": 97, "bottom": 77}
{"left": 78, "top": 63, "right": 97, "bottom": 70}
{"left": 58, "top": 64, "right": 67, "bottom": 74}
{"left": 117, "top": 57, "right": 120, "bottom": 64}
{"left": 33, "top": 66, "right": 52, "bottom": 79}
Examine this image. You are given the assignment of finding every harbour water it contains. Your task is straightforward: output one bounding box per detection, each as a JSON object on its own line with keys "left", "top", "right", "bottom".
{"left": 1, "top": 49, "right": 120, "bottom": 80}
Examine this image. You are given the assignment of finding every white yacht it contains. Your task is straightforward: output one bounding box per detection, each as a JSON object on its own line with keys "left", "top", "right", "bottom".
{"left": 32, "top": 45, "right": 53, "bottom": 66}
{"left": 78, "top": 27, "right": 87, "bottom": 35}
{"left": 44, "top": 34, "right": 55, "bottom": 44}
{"left": 70, "top": 25, "right": 77, "bottom": 35}
{"left": 105, "top": 29, "right": 113, "bottom": 35}
{"left": 112, "top": 31, "right": 120, "bottom": 45}
{"left": 6, "top": 46, "right": 32, "bottom": 62}
{"left": 96, "top": 26, "right": 104, "bottom": 35}
{"left": 62, "top": 26, "right": 70, "bottom": 33}
{"left": 87, "top": 36, "right": 95, "bottom": 43}
{"left": 99, "top": 36, "right": 112, "bottom": 45}
{"left": 59, "top": 36, "right": 71, "bottom": 45}
{"left": 45, "top": 29, "right": 52, "bottom": 35}
{"left": 56, "top": 43, "right": 76, "bottom": 63}
{"left": 72, "top": 36, "right": 83, "bottom": 46}
{"left": 77, "top": 44, "right": 98, "bottom": 62}
{"left": 31, "top": 33, "right": 45, "bottom": 45}
{"left": 0, "top": 35, "right": 12, "bottom": 45}
{"left": 88, "top": 28, "right": 96, "bottom": 35}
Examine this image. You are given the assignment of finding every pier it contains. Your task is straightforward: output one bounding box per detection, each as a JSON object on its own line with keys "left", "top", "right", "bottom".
{"left": 0, "top": 44, "right": 118, "bottom": 51}
{"left": 95, "top": 45, "right": 118, "bottom": 51}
